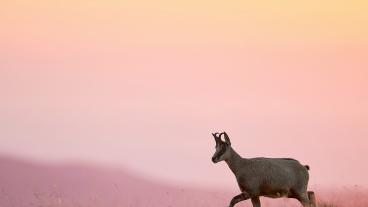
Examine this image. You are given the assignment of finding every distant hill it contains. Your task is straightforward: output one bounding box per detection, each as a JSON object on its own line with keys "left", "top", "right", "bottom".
{"left": 0, "top": 156, "right": 367, "bottom": 207}
{"left": 0, "top": 156, "right": 230, "bottom": 207}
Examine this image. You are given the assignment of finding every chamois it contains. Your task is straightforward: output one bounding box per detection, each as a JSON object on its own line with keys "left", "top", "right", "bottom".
{"left": 211, "top": 132, "right": 316, "bottom": 207}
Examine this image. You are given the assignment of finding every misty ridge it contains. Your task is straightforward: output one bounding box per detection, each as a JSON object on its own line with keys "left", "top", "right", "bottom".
{"left": 0, "top": 155, "right": 367, "bottom": 207}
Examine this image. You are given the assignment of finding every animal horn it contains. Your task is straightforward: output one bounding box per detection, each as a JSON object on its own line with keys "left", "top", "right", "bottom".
{"left": 212, "top": 132, "right": 220, "bottom": 144}
{"left": 223, "top": 132, "right": 231, "bottom": 145}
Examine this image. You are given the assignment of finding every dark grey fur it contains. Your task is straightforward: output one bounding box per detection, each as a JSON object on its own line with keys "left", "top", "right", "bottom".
{"left": 211, "top": 132, "right": 316, "bottom": 207}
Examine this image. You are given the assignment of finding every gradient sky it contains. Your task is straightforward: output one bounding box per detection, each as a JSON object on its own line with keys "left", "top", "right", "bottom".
{"left": 1, "top": 0, "right": 368, "bottom": 189}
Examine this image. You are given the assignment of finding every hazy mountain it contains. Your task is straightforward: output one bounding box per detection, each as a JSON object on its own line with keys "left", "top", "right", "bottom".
{"left": 0, "top": 156, "right": 230, "bottom": 207}
{"left": 0, "top": 156, "right": 367, "bottom": 207}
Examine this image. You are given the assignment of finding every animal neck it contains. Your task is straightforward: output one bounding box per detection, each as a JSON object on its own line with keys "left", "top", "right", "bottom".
{"left": 225, "top": 147, "right": 244, "bottom": 175}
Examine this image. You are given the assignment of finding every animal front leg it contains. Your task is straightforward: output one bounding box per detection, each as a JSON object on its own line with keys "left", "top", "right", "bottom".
{"left": 228, "top": 192, "right": 249, "bottom": 207}
{"left": 251, "top": 197, "right": 261, "bottom": 207}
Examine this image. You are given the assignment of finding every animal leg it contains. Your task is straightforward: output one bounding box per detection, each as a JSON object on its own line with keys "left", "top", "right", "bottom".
{"left": 251, "top": 197, "right": 261, "bottom": 207}
{"left": 295, "top": 192, "right": 311, "bottom": 207}
{"left": 308, "top": 191, "right": 316, "bottom": 207}
{"left": 228, "top": 192, "right": 249, "bottom": 207}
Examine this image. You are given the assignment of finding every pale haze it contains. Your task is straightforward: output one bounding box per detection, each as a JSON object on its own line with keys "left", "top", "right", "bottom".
{"left": 1, "top": 0, "right": 368, "bottom": 190}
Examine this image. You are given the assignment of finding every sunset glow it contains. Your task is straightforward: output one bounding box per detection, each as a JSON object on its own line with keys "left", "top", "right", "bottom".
{"left": 1, "top": 0, "right": 368, "bottom": 191}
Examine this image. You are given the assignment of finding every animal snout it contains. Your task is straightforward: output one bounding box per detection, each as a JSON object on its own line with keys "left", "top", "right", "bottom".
{"left": 212, "top": 156, "right": 217, "bottom": 163}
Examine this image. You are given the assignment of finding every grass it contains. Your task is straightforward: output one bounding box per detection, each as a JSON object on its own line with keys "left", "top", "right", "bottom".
{"left": 317, "top": 201, "right": 339, "bottom": 207}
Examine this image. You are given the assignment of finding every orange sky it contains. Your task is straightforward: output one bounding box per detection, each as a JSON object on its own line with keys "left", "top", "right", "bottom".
{"left": 1, "top": 0, "right": 368, "bottom": 188}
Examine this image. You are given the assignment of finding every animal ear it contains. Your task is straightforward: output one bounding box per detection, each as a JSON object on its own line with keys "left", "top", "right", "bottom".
{"left": 223, "top": 132, "right": 231, "bottom": 145}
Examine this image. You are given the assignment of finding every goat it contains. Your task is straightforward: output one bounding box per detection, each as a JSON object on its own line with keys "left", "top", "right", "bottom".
{"left": 211, "top": 132, "right": 316, "bottom": 207}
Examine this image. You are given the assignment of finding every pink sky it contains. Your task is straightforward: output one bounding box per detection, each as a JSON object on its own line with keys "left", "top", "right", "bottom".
{"left": 1, "top": 0, "right": 368, "bottom": 189}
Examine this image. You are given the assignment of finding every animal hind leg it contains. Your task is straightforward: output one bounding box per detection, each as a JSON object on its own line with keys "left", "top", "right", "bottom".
{"left": 251, "top": 197, "right": 261, "bottom": 207}
{"left": 295, "top": 192, "right": 311, "bottom": 207}
{"left": 308, "top": 191, "right": 316, "bottom": 207}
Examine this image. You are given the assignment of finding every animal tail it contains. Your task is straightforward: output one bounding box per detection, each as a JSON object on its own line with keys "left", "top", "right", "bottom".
{"left": 304, "top": 165, "right": 310, "bottom": 170}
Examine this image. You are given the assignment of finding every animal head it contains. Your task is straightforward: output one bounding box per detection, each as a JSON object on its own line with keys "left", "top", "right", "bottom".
{"left": 211, "top": 132, "right": 232, "bottom": 163}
